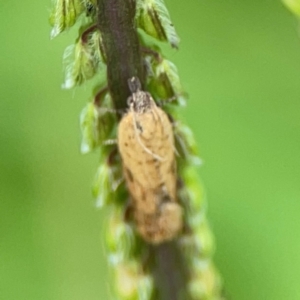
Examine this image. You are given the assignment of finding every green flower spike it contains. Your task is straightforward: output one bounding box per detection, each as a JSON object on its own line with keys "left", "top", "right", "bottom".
{"left": 136, "top": 0, "right": 180, "bottom": 48}
{"left": 106, "top": 207, "right": 154, "bottom": 300}
{"left": 178, "top": 178, "right": 223, "bottom": 300}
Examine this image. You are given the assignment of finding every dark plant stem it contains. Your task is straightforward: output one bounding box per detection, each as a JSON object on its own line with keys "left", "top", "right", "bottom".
{"left": 97, "top": 0, "right": 144, "bottom": 112}
{"left": 96, "top": 1, "right": 189, "bottom": 299}
{"left": 151, "top": 242, "right": 190, "bottom": 300}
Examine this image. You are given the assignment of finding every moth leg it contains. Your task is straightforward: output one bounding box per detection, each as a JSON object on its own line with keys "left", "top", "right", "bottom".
{"left": 103, "top": 139, "right": 118, "bottom": 145}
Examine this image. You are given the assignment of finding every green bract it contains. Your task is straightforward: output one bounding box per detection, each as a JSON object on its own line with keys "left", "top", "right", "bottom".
{"left": 106, "top": 208, "right": 154, "bottom": 300}
{"left": 80, "top": 102, "right": 99, "bottom": 154}
{"left": 62, "top": 29, "right": 105, "bottom": 89}
{"left": 148, "top": 57, "right": 186, "bottom": 107}
{"left": 92, "top": 161, "right": 124, "bottom": 207}
{"left": 49, "top": 0, "right": 84, "bottom": 38}
{"left": 136, "top": 0, "right": 180, "bottom": 48}
{"left": 175, "top": 123, "right": 202, "bottom": 166}
{"left": 80, "top": 94, "right": 115, "bottom": 154}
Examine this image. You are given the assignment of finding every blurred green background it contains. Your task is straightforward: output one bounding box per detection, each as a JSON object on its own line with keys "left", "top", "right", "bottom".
{"left": 1, "top": 0, "right": 300, "bottom": 299}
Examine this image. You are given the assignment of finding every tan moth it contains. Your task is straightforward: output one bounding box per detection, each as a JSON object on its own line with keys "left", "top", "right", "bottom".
{"left": 117, "top": 77, "right": 183, "bottom": 244}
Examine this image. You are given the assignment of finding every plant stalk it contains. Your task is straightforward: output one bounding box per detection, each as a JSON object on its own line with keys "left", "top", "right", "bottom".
{"left": 97, "top": 0, "right": 144, "bottom": 112}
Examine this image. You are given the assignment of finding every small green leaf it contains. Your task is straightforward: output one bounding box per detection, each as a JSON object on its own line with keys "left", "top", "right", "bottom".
{"left": 105, "top": 208, "right": 154, "bottom": 300}
{"left": 175, "top": 123, "right": 202, "bottom": 166}
{"left": 179, "top": 165, "right": 205, "bottom": 225}
{"left": 188, "top": 261, "right": 221, "bottom": 300}
{"left": 95, "top": 95, "right": 116, "bottom": 146}
{"left": 62, "top": 28, "right": 105, "bottom": 89}
{"left": 80, "top": 93, "right": 116, "bottom": 154}
{"left": 136, "top": 0, "right": 180, "bottom": 48}
{"left": 106, "top": 207, "right": 136, "bottom": 256}
{"left": 146, "top": 56, "right": 186, "bottom": 106}
{"left": 80, "top": 102, "right": 99, "bottom": 154}
{"left": 92, "top": 155, "right": 123, "bottom": 207}
{"left": 194, "top": 220, "right": 216, "bottom": 258}
{"left": 114, "top": 261, "right": 153, "bottom": 300}
{"left": 49, "top": 0, "right": 84, "bottom": 39}
{"left": 92, "top": 163, "right": 112, "bottom": 207}
{"left": 155, "top": 59, "right": 186, "bottom": 106}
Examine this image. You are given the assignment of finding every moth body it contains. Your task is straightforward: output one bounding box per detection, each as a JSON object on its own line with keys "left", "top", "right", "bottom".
{"left": 117, "top": 77, "right": 183, "bottom": 244}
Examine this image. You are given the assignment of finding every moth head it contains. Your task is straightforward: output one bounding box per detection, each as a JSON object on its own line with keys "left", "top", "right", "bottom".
{"left": 127, "top": 77, "right": 155, "bottom": 113}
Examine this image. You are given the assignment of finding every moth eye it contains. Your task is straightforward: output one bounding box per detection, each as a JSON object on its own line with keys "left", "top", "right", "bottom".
{"left": 127, "top": 96, "right": 133, "bottom": 107}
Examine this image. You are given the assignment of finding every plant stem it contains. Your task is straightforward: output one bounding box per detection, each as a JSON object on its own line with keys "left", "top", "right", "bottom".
{"left": 151, "top": 242, "right": 190, "bottom": 300}
{"left": 97, "top": 0, "right": 144, "bottom": 112}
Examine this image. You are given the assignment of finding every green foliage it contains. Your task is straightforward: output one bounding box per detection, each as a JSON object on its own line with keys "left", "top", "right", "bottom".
{"left": 49, "top": 0, "right": 84, "bottom": 38}
{"left": 136, "top": 0, "right": 180, "bottom": 48}
{"left": 62, "top": 28, "right": 105, "bottom": 89}
{"left": 147, "top": 56, "right": 186, "bottom": 107}
{"left": 49, "top": 0, "right": 97, "bottom": 38}
{"left": 80, "top": 102, "right": 100, "bottom": 153}
{"left": 106, "top": 207, "right": 154, "bottom": 300}
{"left": 80, "top": 94, "right": 115, "bottom": 154}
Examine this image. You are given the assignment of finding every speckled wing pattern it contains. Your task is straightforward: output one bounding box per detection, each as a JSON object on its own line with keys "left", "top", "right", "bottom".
{"left": 117, "top": 77, "right": 182, "bottom": 244}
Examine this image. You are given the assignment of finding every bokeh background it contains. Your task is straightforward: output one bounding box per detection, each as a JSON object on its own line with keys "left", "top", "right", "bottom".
{"left": 1, "top": 0, "right": 300, "bottom": 299}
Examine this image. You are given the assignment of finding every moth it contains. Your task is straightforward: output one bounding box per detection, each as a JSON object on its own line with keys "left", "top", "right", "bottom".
{"left": 117, "top": 77, "right": 183, "bottom": 244}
